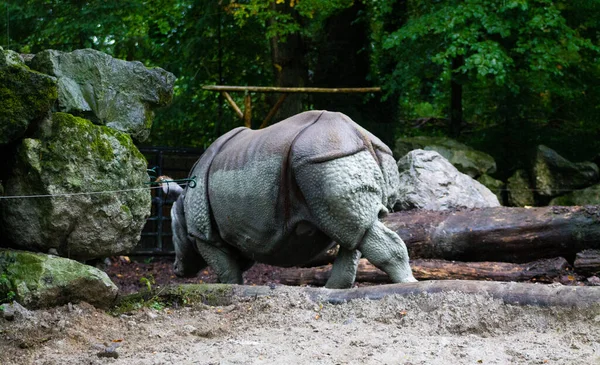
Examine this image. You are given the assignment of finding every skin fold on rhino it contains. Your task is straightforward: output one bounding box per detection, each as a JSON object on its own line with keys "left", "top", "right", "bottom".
{"left": 166, "top": 110, "right": 416, "bottom": 289}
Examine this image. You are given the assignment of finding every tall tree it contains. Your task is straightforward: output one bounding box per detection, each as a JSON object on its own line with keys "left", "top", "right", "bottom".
{"left": 381, "top": 0, "right": 600, "bottom": 136}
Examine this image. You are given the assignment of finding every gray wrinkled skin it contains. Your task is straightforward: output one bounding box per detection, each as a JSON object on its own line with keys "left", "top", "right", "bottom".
{"left": 171, "top": 111, "right": 416, "bottom": 288}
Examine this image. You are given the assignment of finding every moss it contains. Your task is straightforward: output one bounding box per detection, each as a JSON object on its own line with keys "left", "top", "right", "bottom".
{"left": 0, "top": 65, "right": 58, "bottom": 144}
{"left": 112, "top": 284, "right": 235, "bottom": 314}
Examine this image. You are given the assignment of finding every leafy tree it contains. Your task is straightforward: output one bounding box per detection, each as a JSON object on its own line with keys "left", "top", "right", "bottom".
{"left": 379, "top": 0, "right": 600, "bottom": 171}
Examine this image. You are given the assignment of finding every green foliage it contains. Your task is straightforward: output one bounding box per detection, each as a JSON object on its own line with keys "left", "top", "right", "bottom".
{"left": 375, "top": 0, "right": 600, "bottom": 170}
{"left": 227, "top": 0, "right": 354, "bottom": 39}
{"left": 0, "top": 0, "right": 599, "bottom": 172}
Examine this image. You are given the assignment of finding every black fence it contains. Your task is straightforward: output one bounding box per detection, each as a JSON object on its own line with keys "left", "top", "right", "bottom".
{"left": 134, "top": 146, "right": 204, "bottom": 255}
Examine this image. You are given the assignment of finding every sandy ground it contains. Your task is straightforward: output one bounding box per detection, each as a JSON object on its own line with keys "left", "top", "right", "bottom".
{"left": 1, "top": 286, "right": 600, "bottom": 365}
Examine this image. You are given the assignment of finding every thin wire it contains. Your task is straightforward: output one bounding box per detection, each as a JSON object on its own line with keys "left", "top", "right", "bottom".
{"left": 0, "top": 185, "right": 167, "bottom": 200}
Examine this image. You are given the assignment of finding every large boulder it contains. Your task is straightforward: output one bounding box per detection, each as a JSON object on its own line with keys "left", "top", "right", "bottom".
{"left": 506, "top": 169, "right": 535, "bottom": 207}
{"left": 549, "top": 184, "right": 600, "bottom": 206}
{"left": 0, "top": 249, "right": 117, "bottom": 309}
{"left": 533, "top": 145, "right": 599, "bottom": 197}
{"left": 0, "top": 47, "right": 57, "bottom": 145}
{"left": 29, "top": 49, "right": 175, "bottom": 141}
{"left": 393, "top": 136, "right": 496, "bottom": 178}
{"left": 0, "top": 112, "right": 151, "bottom": 260}
{"left": 394, "top": 149, "right": 500, "bottom": 211}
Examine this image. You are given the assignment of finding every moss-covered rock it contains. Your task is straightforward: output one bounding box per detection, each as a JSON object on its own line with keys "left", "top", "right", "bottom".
{"left": 0, "top": 249, "right": 117, "bottom": 309}
{"left": 549, "top": 184, "right": 600, "bottom": 206}
{"left": 507, "top": 169, "right": 534, "bottom": 207}
{"left": 29, "top": 49, "right": 175, "bottom": 141}
{"left": 0, "top": 47, "right": 57, "bottom": 145}
{"left": 0, "top": 112, "right": 151, "bottom": 260}
{"left": 477, "top": 174, "right": 505, "bottom": 205}
{"left": 393, "top": 136, "right": 496, "bottom": 178}
{"left": 532, "top": 145, "right": 599, "bottom": 197}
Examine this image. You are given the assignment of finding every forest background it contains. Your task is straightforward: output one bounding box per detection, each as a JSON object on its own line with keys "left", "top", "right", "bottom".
{"left": 1, "top": 0, "right": 599, "bottom": 179}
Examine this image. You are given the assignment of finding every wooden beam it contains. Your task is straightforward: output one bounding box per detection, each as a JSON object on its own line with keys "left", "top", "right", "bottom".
{"left": 204, "top": 85, "right": 382, "bottom": 93}
{"left": 221, "top": 91, "right": 243, "bottom": 119}
{"left": 260, "top": 94, "right": 288, "bottom": 129}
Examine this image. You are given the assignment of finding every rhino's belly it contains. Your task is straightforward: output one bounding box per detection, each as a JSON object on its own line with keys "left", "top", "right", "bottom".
{"left": 224, "top": 221, "right": 333, "bottom": 267}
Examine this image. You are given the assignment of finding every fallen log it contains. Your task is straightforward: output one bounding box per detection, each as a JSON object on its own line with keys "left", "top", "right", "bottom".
{"left": 382, "top": 206, "right": 600, "bottom": 263}
{"left": 282, "top": 258, "right": 570, "bottom": 286}
{"left": 117, "top": 281, "right": 600, "bottom": 308}
{"left": 574, "top": 250, "right": 600, "bottom": 275}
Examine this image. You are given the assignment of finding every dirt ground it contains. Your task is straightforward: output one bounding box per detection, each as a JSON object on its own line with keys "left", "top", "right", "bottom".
{"left": 1, "top": 258, "right": 600, "bottom": 365}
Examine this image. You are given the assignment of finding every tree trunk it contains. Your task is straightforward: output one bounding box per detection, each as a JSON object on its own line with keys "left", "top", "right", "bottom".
{"left": 450, "top": 55, "right": 464, "bottom": 137}
{"left": 308, "top": 206, "right": 600, "bottom": 266}
{"left": 281, "top": 257, "right": 570, "bottom": 286}
{"left": 268, "top": 3, "right": 307, "bottom": 122}
{"left": 384, "top": 206, "right": 600, "bottom": 263}
{"left": 574, "top": 250, "right": 600, "bottom": 275}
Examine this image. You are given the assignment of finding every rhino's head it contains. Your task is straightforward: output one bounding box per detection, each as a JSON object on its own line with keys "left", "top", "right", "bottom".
{"left": 170, "top": 194, "right": 209, "bottom": 277}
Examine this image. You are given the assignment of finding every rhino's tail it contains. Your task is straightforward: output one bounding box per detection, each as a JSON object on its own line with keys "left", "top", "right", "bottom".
{"left": 156, "top": 175, "right": 184, "bottom": 201}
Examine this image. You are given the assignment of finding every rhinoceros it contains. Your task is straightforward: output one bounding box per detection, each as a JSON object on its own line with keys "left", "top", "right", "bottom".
{"left": 167, "top": 110, "right": 416, "bottom": 288}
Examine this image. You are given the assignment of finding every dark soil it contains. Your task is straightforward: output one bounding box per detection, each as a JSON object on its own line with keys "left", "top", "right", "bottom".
{"left": 104, "top": 256, "right": 287, "bottom": 294}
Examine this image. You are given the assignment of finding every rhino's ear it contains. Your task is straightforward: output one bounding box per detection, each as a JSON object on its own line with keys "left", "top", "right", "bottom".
{"left": 157, "top": 175, "right": 184, "bottom": 201}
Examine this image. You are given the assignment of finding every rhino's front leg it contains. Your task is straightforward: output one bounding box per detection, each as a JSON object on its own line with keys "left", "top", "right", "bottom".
{"left": 193, "top": 238, "right": 247, "bottom": 284}
{"left": 326, "top": 248, "right": 362, "bottom": 288}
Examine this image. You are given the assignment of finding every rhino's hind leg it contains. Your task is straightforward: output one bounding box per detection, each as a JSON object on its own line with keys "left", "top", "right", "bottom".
{"left": 295, "top": 150, "right": 416, "bottom": 287}
{"left": 358, "top": 220, "right": 416, "bottom": 283}
{"left": 325, "top": 248, "right": 362, "bottom": 289}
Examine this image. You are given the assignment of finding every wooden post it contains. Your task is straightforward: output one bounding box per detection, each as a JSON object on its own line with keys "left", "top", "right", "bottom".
{"left": 221, "top": 92, "right": 243, "bottom": 119}
{"left": 243, "top": 93, "right": 252, "bottom": 128}
{"left": 260, "top": 93, "right": 288, "bottom": 129}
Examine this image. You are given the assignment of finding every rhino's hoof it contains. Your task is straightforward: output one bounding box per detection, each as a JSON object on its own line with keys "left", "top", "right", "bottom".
{"left": 173, "top": 260, "right": 199, "bottom": 278}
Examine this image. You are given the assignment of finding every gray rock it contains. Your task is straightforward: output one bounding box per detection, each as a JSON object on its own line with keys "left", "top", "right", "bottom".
{"left": 477, "top": 174, "right": 504, "bottom": 205}
{"left": 506, "top": 169, "right": 535, "bottom": 207}
{"left": 0, "top": 47, "right": 58, "bottom": 145}
{"left": 549, "top": 184, "right": 600, "bottom": 206}
{"left": 533, "top": 145, "right": 599, "bottom": 197}
{"left": 395, "top": 149, "right": 500, "bottom": 211}
{"left": 0, "top": 249, "right": 118, "bottom": 309}
{"left": 0, "top": 112, "right": 151, "bottom": 260}
{"left": 394, "top": 136, "right": 496, "bottom": 177}
{"left": 0, "top": 301, "right": 32, "bottom": 321}
{"left": 29, "top": 49, "right": 175, "bottom": 141}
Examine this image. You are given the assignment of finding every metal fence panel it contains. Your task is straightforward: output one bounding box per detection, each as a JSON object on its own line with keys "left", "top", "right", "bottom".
{"left": 135, "top": 147, "right": 203, "bottom": 255}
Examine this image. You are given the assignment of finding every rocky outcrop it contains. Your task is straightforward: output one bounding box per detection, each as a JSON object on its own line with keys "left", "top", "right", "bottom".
{"left": 533, "top": 145, "right": 599, "bottom": 197}
{"left": 549, "top": 185, "right": 600, "bottom": 206}
{"left": 29, "top": 49, "right": 175, "bottom": 141}
{"left": 0, "top": 112, "right": 151, "bottom": 260}
{"left": 393, "top": 136, "right": 496, "bottom": 178}
{"left": 506, "top": 169, "right": 535, "bottom": 207}
{"left": 0, "top": 249, "right": 117, "bottom": 309}
{"left": 0, "top": 47, "right": 57, "bottom": 145}
{"left": 395, "top": 149, "right": 500, "bottom": 211}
